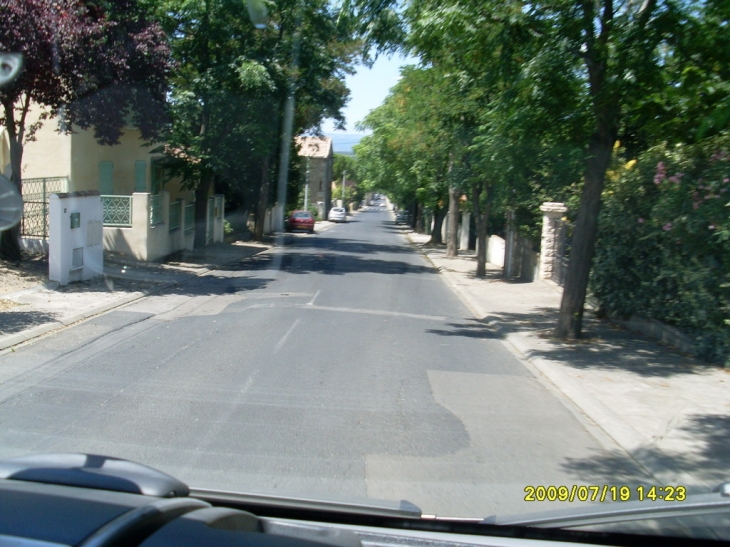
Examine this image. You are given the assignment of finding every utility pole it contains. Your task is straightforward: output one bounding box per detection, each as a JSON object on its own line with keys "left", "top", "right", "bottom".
{"left": 341, "top": 171, "right": 347, "bottom": 209}
{"left": 245, "top": 0, "right": 300, "bottom": 232}
{"left": 304, "top": 157, "right": 310, "bottom": 210}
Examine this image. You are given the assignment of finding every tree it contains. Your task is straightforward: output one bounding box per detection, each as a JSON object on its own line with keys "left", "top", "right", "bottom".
{"left": 404, "top": 0, "right": 716, "bottom": 339}
{"left": 0, "top": 0, "right": 171, "bottom": 260}
{"left": 356, "top": 67, "right": 453, "bottom": 245}
{"left": 147, "top": 0, "right": 356, "bottom": 246}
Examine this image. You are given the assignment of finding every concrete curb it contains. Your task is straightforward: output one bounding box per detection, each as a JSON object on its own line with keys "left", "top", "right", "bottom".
{"left": 0, "top": 282, "right": 174, "bottom": 353}
{"left": 1, "top": 281, "right": 61, "bottom": 300}
{"left": 405, "top": 232, "right": 704, "bottom": 487}
{"left": 0, "top": 246, "right": 269, "bottom": 352}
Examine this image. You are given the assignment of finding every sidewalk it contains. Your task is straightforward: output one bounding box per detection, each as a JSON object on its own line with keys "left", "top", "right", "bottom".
{"left": 0, "top": 217, "right": 340, "bottom": 352}
{"left": 406, "top": 229, "right": 730, "bottom": 492}
{"left": 0, "top": 241, "right": 270, "bottom": 352}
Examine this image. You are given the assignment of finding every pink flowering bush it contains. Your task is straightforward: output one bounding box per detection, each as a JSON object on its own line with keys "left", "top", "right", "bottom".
{"left": 592, "top": 131, "right": 730, "bottom": 364}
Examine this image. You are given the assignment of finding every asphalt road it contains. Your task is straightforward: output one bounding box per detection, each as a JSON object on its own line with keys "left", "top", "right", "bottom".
{"left": 0, "top": 209, "right": 649, "bottom": 517}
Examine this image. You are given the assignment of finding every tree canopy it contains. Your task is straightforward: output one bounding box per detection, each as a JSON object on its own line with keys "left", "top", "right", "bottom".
{"left": 0, "top": 0, "right": 172, "bottom": 259}
{"left": 354, "top": 0, "right": 730, "bottom": 340}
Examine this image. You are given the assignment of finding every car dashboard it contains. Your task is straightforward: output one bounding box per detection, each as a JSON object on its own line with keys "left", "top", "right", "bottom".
{"left": 0, "top": 453, "right": 725, "bottom": 547}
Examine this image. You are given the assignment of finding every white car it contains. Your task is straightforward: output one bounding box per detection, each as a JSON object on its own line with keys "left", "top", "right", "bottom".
{"left": 328, "top": 207, "right": 347, "bottom": 222}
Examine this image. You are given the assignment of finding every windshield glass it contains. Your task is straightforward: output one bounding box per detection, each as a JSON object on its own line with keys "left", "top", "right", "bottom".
{"left": 1, "top": 0, "right": 729, "bottom": 542}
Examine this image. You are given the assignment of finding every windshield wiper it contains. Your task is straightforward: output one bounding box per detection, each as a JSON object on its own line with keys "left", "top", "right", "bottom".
{"left": 190, "top": 487, "right": 422, "bottom": 519}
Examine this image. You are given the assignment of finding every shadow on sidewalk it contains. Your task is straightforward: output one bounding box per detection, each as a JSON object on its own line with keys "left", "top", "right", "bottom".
{"left": 560, "top": 413, "right": 730, "bottom": 489}
{"left": 427, "top": 312, "right": 714, "bottom": 378}
{"left": 485, "top": 308, "right": 717, "bottom": 378}
{"left": 0, "top": 309, "right": 58, "bottom": 335}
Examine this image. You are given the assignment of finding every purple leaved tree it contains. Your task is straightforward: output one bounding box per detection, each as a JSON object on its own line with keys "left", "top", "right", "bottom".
{"left": 0, "top": 0, "right": 172, "bottom": 260}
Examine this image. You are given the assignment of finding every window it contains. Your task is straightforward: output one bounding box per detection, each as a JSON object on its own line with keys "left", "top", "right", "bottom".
{"left": 99, "top": 161, "right": 113, "bottom": 195}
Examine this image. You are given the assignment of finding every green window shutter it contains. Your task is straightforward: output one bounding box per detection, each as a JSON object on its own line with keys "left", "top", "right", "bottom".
{"left": 134, "top": 160, "right": 147, "bottom": 192}
{"left": 99, "top": 161, "right": 113, "bottom": 195}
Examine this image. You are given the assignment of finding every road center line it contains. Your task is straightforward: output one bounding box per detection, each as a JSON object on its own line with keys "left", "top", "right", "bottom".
{"left": 307, "top": 290, "right": 321, "bottom": 306}
{"left": 273, "top": 319, "right": 300, "bottom": 354}
{"left": 281, "top": 304, "right": 446, "bottom": 321}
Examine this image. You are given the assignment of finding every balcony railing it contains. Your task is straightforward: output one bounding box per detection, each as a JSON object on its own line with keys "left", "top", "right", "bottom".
{"left": 185, "top": 203, "right": 195, "bottom": 233}
{"left": 102, "top": 195, "right": 133, "bottom": 227}
{"left": 169, "top": 200, "right": 181, "bottom": 231}
{"left": 150, "top": 193, "right": 164, "bottom": 226}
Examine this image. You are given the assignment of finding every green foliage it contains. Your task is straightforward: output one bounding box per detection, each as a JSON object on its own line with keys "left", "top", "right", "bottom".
{"left": 145, "top": 0, "right": 356, "bottom": 215}
{"left": 592, "top": 133, "right": 730, "bottom": 363}
{"left": 333, "top": 154, "right": 359, "bottom": 183}
{"left": 355, "top": 66, "right": 454, "bottom": 212}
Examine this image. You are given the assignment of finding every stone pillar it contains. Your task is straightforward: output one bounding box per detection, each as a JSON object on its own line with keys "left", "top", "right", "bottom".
{"left": 539, "top": 202, "right": 568, "bottom": 280}
{"left": 459, "top": 212, "right": 470, "bottom": 250}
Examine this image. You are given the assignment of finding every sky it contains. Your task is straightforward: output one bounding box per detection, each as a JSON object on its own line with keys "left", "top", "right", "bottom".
{"left": 322, "top": 52, "right": 419, "bottom": 150}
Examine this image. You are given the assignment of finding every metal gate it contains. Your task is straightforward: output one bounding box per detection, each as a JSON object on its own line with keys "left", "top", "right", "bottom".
{"left": 21, "top": 177, "right": 69, "bottom": 238}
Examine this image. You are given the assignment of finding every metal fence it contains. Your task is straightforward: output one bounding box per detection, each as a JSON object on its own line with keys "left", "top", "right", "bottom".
{"left": 101, "top": 195, "right": 133, "bottom": 227}
{"left": 184, "top": 203, "right": 195, "bottom": 233}
{"left": 20, "top": 177, "right": 69, "bottom": 238}
{"left": 169, "top": 201, "right": 181, "bottom": 231}
{"left": 150, "top": 194, "right": 164, "bottom": 226}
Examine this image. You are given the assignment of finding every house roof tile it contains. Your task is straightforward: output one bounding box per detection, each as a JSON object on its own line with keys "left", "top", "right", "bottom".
{"left": 295, "top": 136, "right": 333, "bottom": 159}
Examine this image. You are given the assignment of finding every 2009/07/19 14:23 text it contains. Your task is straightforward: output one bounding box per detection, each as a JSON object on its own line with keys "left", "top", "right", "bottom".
{"left": 524, "top": 485, "right": 687, "bottom": 502}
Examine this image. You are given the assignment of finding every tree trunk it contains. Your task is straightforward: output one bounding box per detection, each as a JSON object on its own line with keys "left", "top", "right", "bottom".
{"left": 193, "top": 172, "right": 212, "bottom": 250}
{"left": 254, "top": 157, "right": 270, "bottom": 241}
{"left": 446, "top": 184, "right": 459, "bottom": 258}
{"left": 414, "top": 201, "right": 423, "bottom": 232}
{"left": 0, "top": 101, "right": 24, "bottom": 261}
{"left": 555, "top": 131, "right": 615, "bottom": 339}
{"left": 473, "top": 183, "right": 491, "bottom": 278}
{"left": 429, "top": 206, "right": 446, "bottom": 245}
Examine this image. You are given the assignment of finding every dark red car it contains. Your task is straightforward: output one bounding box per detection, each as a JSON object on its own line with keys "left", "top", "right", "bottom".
{"left": 286, "top": 210, "right": 315, "bottom": 233}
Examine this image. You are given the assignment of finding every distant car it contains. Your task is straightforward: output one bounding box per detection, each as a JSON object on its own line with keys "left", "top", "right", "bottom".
{"left": 286, "top": 210, "right": 315, "bottom": 233}
{"left": 395, "top": 211, "right": 409, "bottom": 225}
{"left": 328, "top": 207, "right": 347, "bottom": 222}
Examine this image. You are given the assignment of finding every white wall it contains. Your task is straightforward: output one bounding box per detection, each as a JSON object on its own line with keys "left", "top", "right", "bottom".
{"left": 487, "top": 235, "right": 505, "bottom": 268}
{"left": 103, "top": 192, "right": 218, "bottom": 260}
{"left": 49, "top": 192, "right": 103, "bottom": 285}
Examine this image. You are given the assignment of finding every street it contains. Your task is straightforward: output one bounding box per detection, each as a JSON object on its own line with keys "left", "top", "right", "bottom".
{"left": 0, "top": 209, "right": 649, "bottom": 517}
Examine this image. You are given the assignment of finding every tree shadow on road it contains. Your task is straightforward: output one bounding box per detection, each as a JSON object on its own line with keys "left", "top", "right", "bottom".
{"left": 283, "top": 236, "right": 416, "bottom": 256}
{"left": 426, "top": 321, "right": 500, "bottom": 340}
{"left": 164, "top": 274, "right": 275, "bottom": 297}
{"left": 232, "top": 250, "right": 437, "bottom": 277}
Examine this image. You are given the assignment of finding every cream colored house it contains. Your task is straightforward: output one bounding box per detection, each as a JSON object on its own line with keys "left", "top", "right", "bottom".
{"left": 1, "top": 106, "right": 224, "bottom": 260}
{"left": 295, "top": 136, "right": 333, "bottom": 219}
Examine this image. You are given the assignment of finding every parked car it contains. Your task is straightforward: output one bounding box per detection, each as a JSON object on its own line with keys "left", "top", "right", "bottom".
{"left": 286, "top": 210, "right": 315, "bottom": 233}
{"left": 328, "top": 207, "right": 347, "bottom": 222}
{"left": 395, "top": 211, "right": 409, "bottom": 225}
